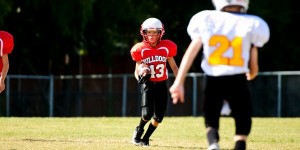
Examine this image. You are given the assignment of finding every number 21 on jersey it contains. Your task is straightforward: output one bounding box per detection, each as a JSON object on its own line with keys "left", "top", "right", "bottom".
{"left": 208, "top": 35, "right": 244, "bottom": 67}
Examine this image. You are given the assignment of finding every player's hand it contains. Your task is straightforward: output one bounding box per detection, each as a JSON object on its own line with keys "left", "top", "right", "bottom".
{"left": 0, "top": 82, "right": 5, "bottom": 93}
{"left": 169, "top": 84, "right": 185, "bottom": 104}
{"left": 246, "top": 72, "right": 257, "bottom": 81}
{"left": 137, "top": 74, "right": 151, "bottom": 84}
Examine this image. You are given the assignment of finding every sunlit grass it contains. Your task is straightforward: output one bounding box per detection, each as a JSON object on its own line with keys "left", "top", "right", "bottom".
{"left": 0, "top": 117, "right": 299, "bottom": 150}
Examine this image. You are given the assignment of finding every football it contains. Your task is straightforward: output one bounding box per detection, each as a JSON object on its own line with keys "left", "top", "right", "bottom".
{"left": 138, "top": 63, "right": 151, "bottom": 76}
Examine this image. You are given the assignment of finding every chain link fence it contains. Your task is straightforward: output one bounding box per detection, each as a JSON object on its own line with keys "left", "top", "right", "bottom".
{"left": 1, "top": 71, "right": 300, "bottom": 117}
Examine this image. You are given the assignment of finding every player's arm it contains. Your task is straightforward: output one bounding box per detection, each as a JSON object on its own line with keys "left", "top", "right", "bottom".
{"left": 0, "top": 54, "right": 9, "bottom": 93}
{"left": 167, "top": 57, "right": 178, "bottom": 77}
{"left": 134, "top": 61, "right": 142, "bottom": 81}
{"left": 169, "top": 38, "right": 203, "bottom": 103}
{"left": 247, "top": 46, "right": 258, "bottom": 80}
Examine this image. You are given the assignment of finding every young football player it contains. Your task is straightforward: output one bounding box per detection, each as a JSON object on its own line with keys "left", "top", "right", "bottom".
{"left": 169, "top": 0, "right": 270, "bottom": 150}
{"left": 130, "top": 17, "right": 178, "bottom": 146}
{"left": 0, "top": 31, "right": 14, "bottom": 93}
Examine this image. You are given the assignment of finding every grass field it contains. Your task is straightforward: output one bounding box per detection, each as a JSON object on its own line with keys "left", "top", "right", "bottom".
{"left": 0, "top": 117, "right": 299, "bottom": 150}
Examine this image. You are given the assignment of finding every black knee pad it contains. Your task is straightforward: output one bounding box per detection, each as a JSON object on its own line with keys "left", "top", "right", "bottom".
{"left": 142, "top": 107, "right": 152, "bottom": 121}
{"left": 204, "top": 114, "right": 220, "bottom": 130}
{"left": 153, "top": 115, "right": 163, "bottom": 123}
{"left": 235, "top": 116, "right": 252, "bottom": 135}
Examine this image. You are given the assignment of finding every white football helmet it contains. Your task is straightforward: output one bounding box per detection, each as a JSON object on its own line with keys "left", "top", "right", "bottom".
{"left": 140, "top": 18, "right": 165, "bottom": 43}
{"left": 212, "top": 0, "right": 249, "bottom": 12}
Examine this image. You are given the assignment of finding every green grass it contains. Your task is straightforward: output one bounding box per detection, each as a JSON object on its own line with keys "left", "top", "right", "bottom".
{"left": 0, "top": 117, "right": 299, "bottom": 150}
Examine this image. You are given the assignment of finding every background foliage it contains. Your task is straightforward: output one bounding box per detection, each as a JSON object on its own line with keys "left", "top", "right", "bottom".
{"left": 1, "top": 0, "right": 299, "bottom": 75}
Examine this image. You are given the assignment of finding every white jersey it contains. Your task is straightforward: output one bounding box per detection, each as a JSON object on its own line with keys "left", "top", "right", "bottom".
{"left": 187, "top": 10, "right": 270, "bottom": 76}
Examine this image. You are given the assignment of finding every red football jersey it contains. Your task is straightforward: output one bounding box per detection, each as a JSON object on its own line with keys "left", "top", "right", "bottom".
{"left": 0, "top": 31, "right": 14, "bottom": 72}
{"left": 130, "top": 40, "right": 177, "bottom": 82}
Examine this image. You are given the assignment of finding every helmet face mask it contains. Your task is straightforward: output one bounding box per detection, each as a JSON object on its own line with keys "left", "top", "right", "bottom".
{"left": 141, "top": 29, "right": 162, "bottom": 35}
{"left": 212, "top": 0, "right": 249, "bottom": 13}
{"left": 140, "top": 18, "right": 165, "bottom": 44}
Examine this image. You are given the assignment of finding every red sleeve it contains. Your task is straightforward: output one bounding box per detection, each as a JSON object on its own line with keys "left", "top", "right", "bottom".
{"left": 130, "top": 43, "right": 142, "bottom": 62}
{"left": 165, "top": 40, "right": 177, "bottom": 57}
{"left": 0, "top": 31, "right": 14, "bottom": 56}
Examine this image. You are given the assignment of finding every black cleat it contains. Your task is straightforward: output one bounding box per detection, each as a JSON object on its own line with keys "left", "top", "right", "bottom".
{"left": 139, "top": 138, "right": 149, "bottom": 146}
{"left": 132, "top": 126, "right": 144, "bottom": 145}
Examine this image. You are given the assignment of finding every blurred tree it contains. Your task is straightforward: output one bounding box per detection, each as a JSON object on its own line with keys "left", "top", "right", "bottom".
{"left": 84, "top": 0, "right": 158, "bottom": 73}
{"left": 0, "top": 0, "right": 299, "bottom": 75}
{"left": 0, "top": 0, "right": 14, "bottom": 26}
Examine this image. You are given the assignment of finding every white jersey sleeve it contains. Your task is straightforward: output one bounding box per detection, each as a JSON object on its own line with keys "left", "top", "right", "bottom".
{"left": 187, "top": 11, "right": 210, "bottom": 40}
{"left": 251, "top": 16, "right": 270, "bottom": 47}
{"left": 187, "top": 10, "right": 270, "bottom": 76}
